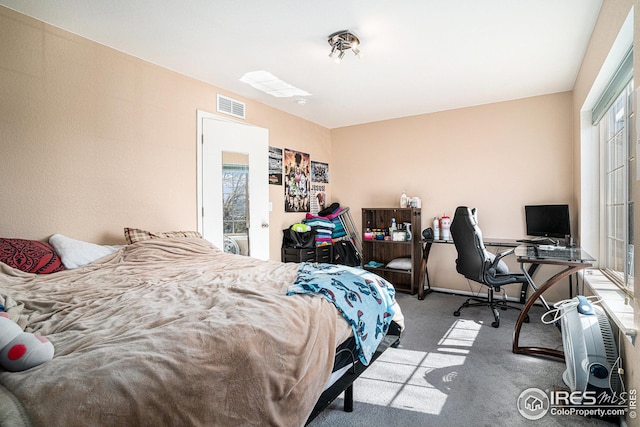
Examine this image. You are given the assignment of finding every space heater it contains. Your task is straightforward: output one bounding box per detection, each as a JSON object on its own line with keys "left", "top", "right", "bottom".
{"left": 544, "top": 296, "right": 621, "bottom": 399}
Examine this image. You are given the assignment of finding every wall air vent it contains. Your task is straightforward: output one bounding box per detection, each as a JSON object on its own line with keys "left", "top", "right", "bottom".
{"left": 217, "top": 94, "right": 246, "bottom": 119}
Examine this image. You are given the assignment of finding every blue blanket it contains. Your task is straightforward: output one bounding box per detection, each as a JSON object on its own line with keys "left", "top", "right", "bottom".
{"left": 286, "top": 263, "right": 396, "bottom": 365}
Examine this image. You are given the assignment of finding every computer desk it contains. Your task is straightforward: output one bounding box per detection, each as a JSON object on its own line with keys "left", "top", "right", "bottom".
{"left": 418, "top": 238, "right": 530, "bottom": 301}
{"left": 418, "top": 238, "right": 583, "bottom": 301}
{"left": 512, "top": 245, "right": 595, "bottom": 359}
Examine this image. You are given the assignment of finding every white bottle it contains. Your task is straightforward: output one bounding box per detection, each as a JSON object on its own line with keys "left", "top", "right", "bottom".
{"left": 440, "top": 214, "right": 451, "bottom": 240}
{"left": 433, "top": 217, "right": 440, "bottom": 240}
{"left": 391, "top": 218, "right": 397, "bottom": 231}
{"left": 400, "top": 191, "right": 408, "bottom": 208}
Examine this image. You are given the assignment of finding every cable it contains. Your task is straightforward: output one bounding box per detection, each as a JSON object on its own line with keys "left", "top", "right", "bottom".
{"left": 465, "top": 279, "right": 483, "bottom": 297}
{"left": 610, "top": 354, "right": 626, "bottom": 394}
{"left": 540, "top": 295, "right": 603, "bottom": 325}
{"left": 335, "top": 347, "right": 358, "bottom": 374}
{"left": 614, "top": 328, "right": 627, "bottom": 394}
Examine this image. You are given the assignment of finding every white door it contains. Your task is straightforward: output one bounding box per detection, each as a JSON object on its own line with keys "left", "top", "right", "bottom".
{"left": 199, "top": 114, "right": 270, "bottom": 260}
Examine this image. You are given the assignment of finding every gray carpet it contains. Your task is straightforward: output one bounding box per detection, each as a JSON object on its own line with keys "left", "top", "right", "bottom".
{"left": 310, "top": 291, "right": 619, "bottom": 427}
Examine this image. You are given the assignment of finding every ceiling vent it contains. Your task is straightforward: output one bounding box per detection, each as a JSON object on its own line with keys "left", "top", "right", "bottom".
{"left": 217, "top": 94, "right": 246, "bottom": 119}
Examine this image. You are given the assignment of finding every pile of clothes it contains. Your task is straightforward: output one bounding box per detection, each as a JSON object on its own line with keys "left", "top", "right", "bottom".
{"left": 304, "top": 202, "right": 346, "bottom": 245}
{"left": 283, "top": 202, "right": 361, "bottom": 266}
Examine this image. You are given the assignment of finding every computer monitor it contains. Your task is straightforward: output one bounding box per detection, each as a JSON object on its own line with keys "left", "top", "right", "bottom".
{"left": 525, "top": 204, "right": 570, "bottom": 239}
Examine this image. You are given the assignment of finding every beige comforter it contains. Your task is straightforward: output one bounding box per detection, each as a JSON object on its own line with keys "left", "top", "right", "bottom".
{"left": 0, "top": 238, "right": 383, "bottom": 427}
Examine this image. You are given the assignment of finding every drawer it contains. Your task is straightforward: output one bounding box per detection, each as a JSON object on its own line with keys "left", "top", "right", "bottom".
{"left": 315, "top": 246, "right": 332, "bottom": 262}
{"left": 282, "top": 247, "right": 316, "bottom": 262}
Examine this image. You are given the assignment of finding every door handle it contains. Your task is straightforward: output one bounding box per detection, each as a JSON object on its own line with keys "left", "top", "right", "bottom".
{"left": 262, "top": 222, "right": 269, "bottom": 228}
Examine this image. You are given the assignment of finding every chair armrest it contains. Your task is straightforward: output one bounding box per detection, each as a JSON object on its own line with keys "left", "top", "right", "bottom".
{"left": 490, "top": 248, "right": 514, "bottom": 269}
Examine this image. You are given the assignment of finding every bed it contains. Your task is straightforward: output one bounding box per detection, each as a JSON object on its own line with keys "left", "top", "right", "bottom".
{"left": 0, "top": 236, "right": 403, "bottom": 426}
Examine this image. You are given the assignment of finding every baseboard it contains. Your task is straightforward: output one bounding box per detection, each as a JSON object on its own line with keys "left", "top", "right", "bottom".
{"left": 428, "top": 287, "right": 549, "bottom": 306}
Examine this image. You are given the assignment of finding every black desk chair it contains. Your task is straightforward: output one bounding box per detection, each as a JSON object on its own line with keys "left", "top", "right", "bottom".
{"left": 450, "top": 206, "right": 529, "bottom": 328}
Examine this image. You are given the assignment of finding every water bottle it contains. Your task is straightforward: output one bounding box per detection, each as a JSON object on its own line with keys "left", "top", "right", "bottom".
{"left": 433, "top": 217, "right": 440, "bottom": 240}
{"left": 400, "top": 191, "right": 408, "bottom": 208}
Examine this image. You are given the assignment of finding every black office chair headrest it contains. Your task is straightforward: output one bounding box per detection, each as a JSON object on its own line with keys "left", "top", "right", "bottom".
{"left": 451, "top": 206, "right": 486, "bottom": 283}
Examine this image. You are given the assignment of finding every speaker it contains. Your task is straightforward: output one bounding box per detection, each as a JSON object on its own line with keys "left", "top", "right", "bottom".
{"left": 422, "top": 227, "right": 434, "bottom": 240}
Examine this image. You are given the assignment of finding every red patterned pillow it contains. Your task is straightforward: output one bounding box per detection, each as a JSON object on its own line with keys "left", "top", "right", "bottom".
{"left": 0, "top": 238, "right": 66, "bottom": 274}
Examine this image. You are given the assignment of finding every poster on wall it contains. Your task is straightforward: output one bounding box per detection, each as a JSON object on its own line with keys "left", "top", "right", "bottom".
{"left": 284, "top": 148, "right": 310, "bottom": 212}
{"left": 268, "top": 146, "right": 283, "bottom": 185}
{"left": 311, "top": 161, "right": 329, "bottom": 183}
{"left": 310, "top": 184, "right": 326, "bottom": 215}
{"left": 310, "top": 161, "right": 328, "bottom": 215}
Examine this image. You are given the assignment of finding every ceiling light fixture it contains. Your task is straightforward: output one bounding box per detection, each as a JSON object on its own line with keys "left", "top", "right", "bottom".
{"left": 327, "top": 30, "right": 360, "bottom": 63}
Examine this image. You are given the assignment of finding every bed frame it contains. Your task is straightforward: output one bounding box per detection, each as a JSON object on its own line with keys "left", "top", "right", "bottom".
{"left": 305, "top": 323, "right": 401, "bottom": 425}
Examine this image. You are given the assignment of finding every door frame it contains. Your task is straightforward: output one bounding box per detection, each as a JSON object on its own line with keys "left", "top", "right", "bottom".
{"left": 196, "top": 109, "right": 215, "bottom": 234}
{"left": 196, "top": 109, "right": 270, "bottom": 259}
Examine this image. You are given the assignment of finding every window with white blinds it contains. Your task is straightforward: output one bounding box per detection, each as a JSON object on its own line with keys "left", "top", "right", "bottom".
{"left": 596, "top": 57, "right": 634, "bottom": 294}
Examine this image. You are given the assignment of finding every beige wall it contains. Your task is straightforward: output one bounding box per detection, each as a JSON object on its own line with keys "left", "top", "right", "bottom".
{"left": 331, "top": 92, "right": 575, "bottom": 298}
{"left": 0, "top": 6, "right": 330, "bottom": 260}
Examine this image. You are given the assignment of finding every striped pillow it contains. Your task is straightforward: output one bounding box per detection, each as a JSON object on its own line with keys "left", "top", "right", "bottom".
{"left": 124, "top": 228, "right": 202, "bottom": 244}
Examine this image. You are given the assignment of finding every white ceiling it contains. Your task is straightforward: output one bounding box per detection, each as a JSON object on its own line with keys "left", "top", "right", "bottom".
{"left": 0, "top": 0, "right": 603, "bottom": 129}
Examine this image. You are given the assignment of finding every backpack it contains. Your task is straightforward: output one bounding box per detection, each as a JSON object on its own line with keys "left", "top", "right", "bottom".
{"left": 332, "top": 241, "right": 361, "bottom": 267}
{"left": 282, "top": 228, "right": 316, "bottom": 249}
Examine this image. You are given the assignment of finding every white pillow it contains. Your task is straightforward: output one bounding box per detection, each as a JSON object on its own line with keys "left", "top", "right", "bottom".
{"left": 385, "top": 257, "right": 412, "bottom": 270}
{"left": 49, "top": 234, "right": 121, "bottom": 269}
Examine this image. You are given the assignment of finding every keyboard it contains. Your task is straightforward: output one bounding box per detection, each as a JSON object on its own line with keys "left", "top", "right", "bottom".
{"left": 516, "top": 238, "right": 558, "bottom": 246}
{"left": 535, "top": 247, "right": 577, "bottom": 259}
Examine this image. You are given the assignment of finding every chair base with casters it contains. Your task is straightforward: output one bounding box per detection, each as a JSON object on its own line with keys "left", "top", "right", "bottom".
{"left": 453, "top": 286, "right": 529, "bottom": 328}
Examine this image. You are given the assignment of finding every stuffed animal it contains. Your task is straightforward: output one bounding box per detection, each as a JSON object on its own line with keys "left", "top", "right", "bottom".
{"left": 0, "top": 312, "right": 54, "bottom": 372}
